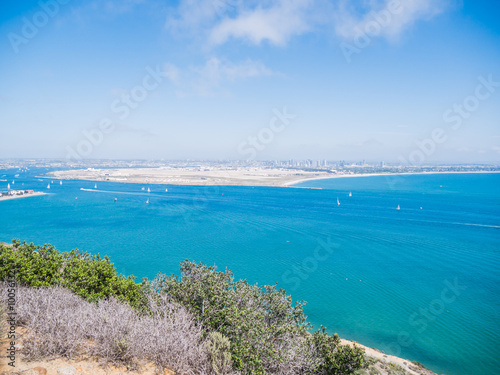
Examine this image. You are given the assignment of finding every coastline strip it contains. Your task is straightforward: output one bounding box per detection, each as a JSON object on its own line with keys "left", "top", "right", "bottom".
{"left": 0, "top": 192, "right": 47, "bottom": 202}
{"left": 284, "top": 171, "right": 500, "bottom": 187}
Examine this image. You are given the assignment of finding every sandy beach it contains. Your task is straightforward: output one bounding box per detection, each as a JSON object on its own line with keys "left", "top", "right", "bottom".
{"left": 48, "top": 168, "right": 500, "bottom": 188}
{"left": 48, "top": 167, "right": 333, "bottom": 187}
{"left": 339, "top": 339, "right": 436, "bottom": 375}
{"left": 0, "top": 192, "right": 47, "bottom": 202}
{"left": 285, "top": 170, "right": 500, "bottom": 186}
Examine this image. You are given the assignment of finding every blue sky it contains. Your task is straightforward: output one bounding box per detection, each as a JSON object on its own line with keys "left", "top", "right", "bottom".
{"left": 0, "top": 0, "right": 499, "bottom": 163}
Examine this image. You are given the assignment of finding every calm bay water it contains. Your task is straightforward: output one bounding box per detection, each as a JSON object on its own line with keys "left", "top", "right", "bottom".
{"left": 1, "top": 169, "right": 499, "bottom": 375}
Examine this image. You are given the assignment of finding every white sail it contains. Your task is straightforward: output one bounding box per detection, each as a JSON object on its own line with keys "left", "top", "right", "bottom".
{"left": 146, "top": 199, "right": 149, "bottom": 204}
{"left": 94, "top": 184, "right": 97, "bottom": 189}
{"left": 47, "top": 184, "right": 50, "bottom": 189}
{"left": 7, "top": 183, "right": 10, "bottom": 190}
{"left": 60, "top": 181, "right": 62, "bottom": 185}
{"left": 165, "top": 188, "right": 168, "bottom": 192}
{"left": 337, "top": 197, "right": 340, "bottom": 206}
{"left": 349, "top": 192, "right": 352, "bottom": 197}
{"left": 397, "top": 205, "right": 400, "bottom": 211}
{"left": 147, "top": 187, "right": 151, "bottom": 193}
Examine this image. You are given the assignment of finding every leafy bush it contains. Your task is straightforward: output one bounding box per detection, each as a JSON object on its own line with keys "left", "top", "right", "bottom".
{"left": 0, "top": 240, "right": 146, "bottom": 309}
{"left": 206, "top": 332, "right": 233, "bottom": 375}
{"left": 147, "top": 260, "right": 364, "bottom": 375}
{"left": 0, "top": 241, "right": 366, "bottom": 374}
{"left": 147, "top": 261, "right": 312, "bottom": 374}
{"left": 311, "top": 326, "right": 366, "bottom": 374}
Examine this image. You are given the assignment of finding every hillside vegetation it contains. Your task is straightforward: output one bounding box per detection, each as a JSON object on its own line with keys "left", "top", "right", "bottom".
{"left": 0, "top": 240, "right": 366, "bottom": 375}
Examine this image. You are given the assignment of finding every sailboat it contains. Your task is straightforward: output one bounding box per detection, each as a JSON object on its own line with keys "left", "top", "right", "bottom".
{"left": 146, "top": 198, "right": 149, "bottom": 204}
{"left": 165, "top": 188, "right": 168, "bottom": 192}
{"left": 337, "top": 197, "right": 340, "bottom": 206}
{"left": 141, "top": 187, "right": 145, "bottom": 191}
{"left": 349, "top": 192, "right": 352, "bottom": 197}
{"left": 12, "top": 180, "right": 14, "bottom": 184}
{"left": 47, "top": 183, "right": 50, "bottom": 189}
{"left": 396, "top": 205, "right": 400, "bottom": 211}
{"left": 147, "top": 187, "right": 151, "bottom": 193}
{"left": 94, "top": 184, "right": 97, "bottom": 189}
{"left": 114, "top": 198, "right": 117, "bottom": 202}
{"left": 60, "top": 181, "right": 62, "bottom": 185}
{"left": 7, "top": 183, "right": 10, "bottom": 190}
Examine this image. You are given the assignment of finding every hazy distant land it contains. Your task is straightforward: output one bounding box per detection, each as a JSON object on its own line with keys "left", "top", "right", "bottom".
{"left": 48, "top": 167, "right": 333, "bottom": 187}
{"left": 47, "top": 167, "right": 500, "bottom": 188}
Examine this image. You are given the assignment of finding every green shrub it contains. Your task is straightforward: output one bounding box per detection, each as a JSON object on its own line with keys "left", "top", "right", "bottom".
{"left": 147, "top": 260, "right": 314, "bottom": 374}
{"left": 206, "top": 331, "right": 233, "bottom": 375}
{"left": 311, "top": 326, "right": 366, "bottom": 375}
{"left": 1, "top": 241, "right": 366, "bottom": 374}
{"left": 147, "top": 260, "right": 365, "bottom": 375}
{"left": 0, "top": 240, "right": 146, "bottom": 309}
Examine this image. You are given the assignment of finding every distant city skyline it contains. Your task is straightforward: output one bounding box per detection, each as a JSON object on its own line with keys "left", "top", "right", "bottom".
{"left": 1, "top": 0, "right": 499, "bottom": 163}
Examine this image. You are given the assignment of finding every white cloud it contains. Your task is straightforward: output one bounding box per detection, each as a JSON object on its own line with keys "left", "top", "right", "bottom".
{"left": 333, "top": 0, "right": 452, "bottom": 41}
{"left": 197, "top": 57, "right": 273, "bottom": 81}
{"left": 209, "top": 0, "right": 313, "bottom": 46}
{"left": 167, "top": 0, "right": 320, "bottom": 46}
{"left": 163, "top": 63, "right": 181, "bottom": 84}
{"left": 166, "top": 0, "right": 221, "bottom": 34}
{"left": 164, "top": 58, "right": 274, "bottom": 96}
{"left": 167, "top": 0, "right": 455, "bottom": 47}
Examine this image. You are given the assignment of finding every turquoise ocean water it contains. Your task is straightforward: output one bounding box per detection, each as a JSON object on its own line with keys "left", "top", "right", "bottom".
{"left": 0, "top": 169, "right": 499, "bottom": 375}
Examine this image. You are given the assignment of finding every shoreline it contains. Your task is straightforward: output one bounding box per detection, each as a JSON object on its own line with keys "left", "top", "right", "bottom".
{"left": 0, "top": 192, "right": 47, "bottom": 201}
{"left": 339, "top": 339, "right": 436, "bottom": 375}
{"left": 285, "top": 170, "right": 500, "bottom": 187}
{"left": 48, "top": 168, "right": 500, "bottom": 188}
{"left": 47, "top": 168, "right": 332, "bottom": 187}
